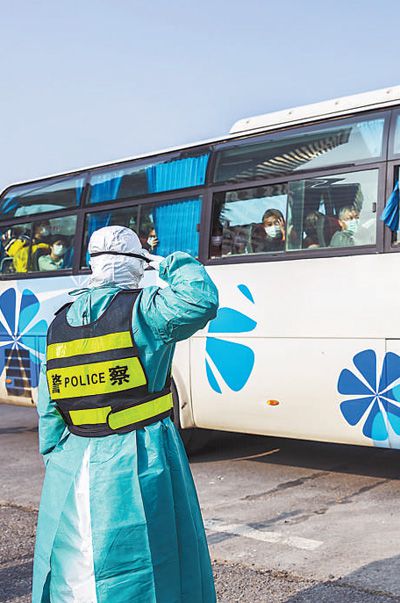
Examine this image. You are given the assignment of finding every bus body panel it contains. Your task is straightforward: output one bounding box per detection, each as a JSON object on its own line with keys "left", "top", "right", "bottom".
{"left": 188, "top": 255, "right": 400, "bottom": 448}
{"left": 0, "top": 271, "right": 159, "bottom": 407}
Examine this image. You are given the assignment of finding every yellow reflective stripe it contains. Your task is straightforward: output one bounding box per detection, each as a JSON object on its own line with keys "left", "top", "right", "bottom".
{"left": 47, "top": 331, "right": 132, "bottom": 361}
{"left": 69, "top": 406, "right": 112, "bottom": 425}
{"left": 47, "top": 356, "right": 146, "bottom": 400}
{"left": 108, "top": 393, "right": 173, "bottom": 430}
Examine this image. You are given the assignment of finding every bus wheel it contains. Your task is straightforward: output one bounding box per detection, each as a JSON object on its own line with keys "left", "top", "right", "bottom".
{"left": 171, "top": 381, "right": 210, "bottom": 456}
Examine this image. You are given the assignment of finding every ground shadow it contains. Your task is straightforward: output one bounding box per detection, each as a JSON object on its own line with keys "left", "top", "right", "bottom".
{"left": 283, "top": 554, "right": 400, "bottom": 602}
{"left": 0, "top": 426, "right": 37, "bottom": 435}
{"left": 189, "top": 430, "right": 400, "bottom": 480}
{"left": 0, "top": 559, "right": 32, "bottom": 602}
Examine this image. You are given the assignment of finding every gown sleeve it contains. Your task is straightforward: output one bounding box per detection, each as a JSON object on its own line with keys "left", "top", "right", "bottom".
{"left": 138, "top": 251, "right": 219, "bottom": 345}
{"left": 37, "top": 362, "right": 67, "bottom": 461}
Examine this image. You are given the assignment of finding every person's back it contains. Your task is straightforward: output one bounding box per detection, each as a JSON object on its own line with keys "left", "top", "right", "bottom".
{"left": 33, "top": 226, "right": 219, "bottom": 603}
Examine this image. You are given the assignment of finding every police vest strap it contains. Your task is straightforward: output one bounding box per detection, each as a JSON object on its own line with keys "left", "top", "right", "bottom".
{"left": 66, "top": 392, "right": 173, "bottom": 431}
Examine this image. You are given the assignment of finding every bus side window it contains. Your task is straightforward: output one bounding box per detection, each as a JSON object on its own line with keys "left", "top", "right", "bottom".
{"left": 81, "top": 197, "right": 203, "bottom": 268}
{"left": 210, "top": 185, "right": 289, "bottom": 258}
{"left": 286, "top": 169, "right": 379, "bottom": 252}
{"left": 0, "top": 216, "right": 78, "bottom": 275}
{"left": 0, "top": 175, "right": 85, "bottom": 219}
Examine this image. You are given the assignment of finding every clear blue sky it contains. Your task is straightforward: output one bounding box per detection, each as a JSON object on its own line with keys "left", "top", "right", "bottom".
{"left": 1, "top": 0, "right": 399, "bottom": 192}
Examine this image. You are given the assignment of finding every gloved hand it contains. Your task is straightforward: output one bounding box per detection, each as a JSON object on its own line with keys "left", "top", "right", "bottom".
{"left": 141, "top": 249, "right": 164, "bottom": 271}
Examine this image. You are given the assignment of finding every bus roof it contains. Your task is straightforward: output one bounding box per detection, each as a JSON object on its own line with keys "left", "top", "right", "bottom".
{"left": 230, "top": 85, "right": 400, "bottom": 134}
{"left": 3, "top": 85, "right": 400, "bottom": 194}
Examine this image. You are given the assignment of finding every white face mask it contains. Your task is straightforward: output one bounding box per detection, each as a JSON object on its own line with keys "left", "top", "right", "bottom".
{"left": 345, "top": 219, "right": 359, "bottom": 234}
{"left": 52, "top": 244, "right": 66, "bottom": 257}
{"left": 211, "top": 235, "right": 223, "bottom": 246}
{"left": 265, "top": 224, "right": 281, "bottom": 238}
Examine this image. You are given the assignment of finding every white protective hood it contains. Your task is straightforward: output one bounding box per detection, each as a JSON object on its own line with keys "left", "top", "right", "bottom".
{"left": 88, "top": 225, "right": 150, "bottom": 289}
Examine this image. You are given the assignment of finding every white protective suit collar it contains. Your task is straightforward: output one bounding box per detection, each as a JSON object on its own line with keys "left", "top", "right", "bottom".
{"left": 88, "top": 225, "right": 150, "bottom": 289}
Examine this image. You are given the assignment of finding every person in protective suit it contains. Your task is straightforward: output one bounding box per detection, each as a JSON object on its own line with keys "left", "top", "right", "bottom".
{"left": 32, "top": 225, "right": 219, "bottom": 603}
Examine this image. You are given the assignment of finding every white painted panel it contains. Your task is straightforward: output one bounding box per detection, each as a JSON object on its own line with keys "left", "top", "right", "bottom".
{"left": 191, "top": 337, "right": 385, "bottom": 446}
{"left": 200, "top": 253, "right": 400, "bottom": 340}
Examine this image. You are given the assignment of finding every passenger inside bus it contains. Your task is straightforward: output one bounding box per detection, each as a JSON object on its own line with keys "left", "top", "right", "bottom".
{"left": 302, "top": 211, "right": 340, "bottom": 249}
{"left": 251, "top": 209, "right": 286, "bottom": 252}
{"left": 221, "top": 224, "right": 252, "bottom": 255}
{"left": 38, "top": 236, "right": 69, "bottom": 271}
{"left": 139, "top": 226, "right": 159, "bottom": 252}
{"left": 4, "top": 220, "right": 51, "bottom": 273}
{"left": 329, "top": 206, "right": 359, "bottom": 247}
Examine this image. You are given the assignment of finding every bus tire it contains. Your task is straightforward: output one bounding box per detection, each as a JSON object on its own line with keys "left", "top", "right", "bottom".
{"left": 171, "top": 381, "right": 210, "bottom": 456}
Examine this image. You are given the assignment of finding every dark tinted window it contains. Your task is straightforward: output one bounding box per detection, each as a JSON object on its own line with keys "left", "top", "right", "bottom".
{"left": 213, "top": 116, "right": 385, "bottom": 184}
{"left": 87, "top": 152, "right": 209, "bottom": 205}
{"left": 0, "top": 176, "right": 86, "bottom": 219}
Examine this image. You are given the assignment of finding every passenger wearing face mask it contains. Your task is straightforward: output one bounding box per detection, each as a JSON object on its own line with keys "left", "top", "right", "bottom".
{"left": 251, "top": 208, "right": 286, "bottom": 252}
{"left": 8, "top": 220, "right": 51, "bottom": 272}
{"left": 38, "top": 237, "right": 68, "bottom": 271}
{"left": 329, "top": 206, "right": 359, "bottom": 248}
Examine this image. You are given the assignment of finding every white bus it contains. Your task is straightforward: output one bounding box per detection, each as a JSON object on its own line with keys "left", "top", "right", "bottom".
{"left": 2, "top": 85, "right": 400, "bottom": 451}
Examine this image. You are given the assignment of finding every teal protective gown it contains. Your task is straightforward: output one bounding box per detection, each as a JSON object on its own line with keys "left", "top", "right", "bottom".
{"left": 32, "top": 252, "right": 218, "bottom": 603}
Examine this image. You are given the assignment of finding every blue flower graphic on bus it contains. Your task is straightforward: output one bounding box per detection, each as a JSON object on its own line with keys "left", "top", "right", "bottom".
{"left": 205, "top": 284, "right": 256, "bottom": 394}
{"left": 0, "top": 288, "right": 47, "bottom": 396}
{"left": 338, "top": 349, "right": 400, "bottom": 441}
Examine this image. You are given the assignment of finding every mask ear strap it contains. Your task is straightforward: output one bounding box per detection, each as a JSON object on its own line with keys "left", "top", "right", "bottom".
{"left": 90, "top": 251, "right": 151, "bottom": 263}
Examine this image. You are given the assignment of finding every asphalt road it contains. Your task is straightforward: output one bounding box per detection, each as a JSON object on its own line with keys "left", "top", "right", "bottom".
{"left": 1, "top": 404, "right": 400, "bottom": 602}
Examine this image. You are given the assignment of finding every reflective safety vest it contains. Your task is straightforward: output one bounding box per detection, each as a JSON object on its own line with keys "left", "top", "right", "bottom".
{"left": 46, "top": 290, "right": 173, "bottom": 437}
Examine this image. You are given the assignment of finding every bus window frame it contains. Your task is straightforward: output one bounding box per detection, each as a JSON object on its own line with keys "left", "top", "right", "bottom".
{"left": 77, "top": 190, "right": 206, "bottom": 271}
{"left": 83, "top": 146, "right": 212, "bottom": 208}
{"left": 202, "top": 161, "right": 386, "bottom": 266}
{"left": 0, "top": 208, "right": 82, "bottom": 280}
{"left": 211, "top": 108, "right": 392, "bottom": 186}
{"left": 0, "top": 172, "right": 90, "bottom": 222}
{"left": 388, "top": 109, "right": 400, "bottom": 159}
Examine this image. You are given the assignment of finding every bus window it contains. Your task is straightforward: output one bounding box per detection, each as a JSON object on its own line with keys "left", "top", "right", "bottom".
{"left": 210, "top": 170, "right": 378, "bottom": 258}
{"left": 393, "top": 115, "right": 400, "bottom": 156}
{"left": 287, "top": 169, "right": 379, "bottom": 250}
{"left": 87, "top": 153, "right": 209, "bottom": 205}
{"left": 81, "top": 205, "right": 139, "bottom": 266}
{"left": 213, "top": 115, "right": 385, "bottom": 184}
{"left": 81, "top": 197, "right": 202, "bottom": 267}
{"left": 0, "top": 175, "right": 86, "bottom": 219}
{"left": 210, "top": 184, "right": 288, "bottom": 257}
{"left": 0, "top": 215, "right": 77, "bottom": 275}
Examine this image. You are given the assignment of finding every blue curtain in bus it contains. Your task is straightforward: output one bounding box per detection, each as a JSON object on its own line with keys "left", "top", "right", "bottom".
{"left": 0, "top": 194, "right": 19, "bottom": 216}
{"left": 146, "top": 154, "right": 209, "bottom": 193}
{"left": 146, "top": 154, "right": 208, "bottom": 256}
{"left": 85, "top": 213, "right": 112, "bottom": 264}
{"left": 381, "top": 181, "right": 399, "bottom": 231}
{"left": 153, "top": 199, "right": 201, "bottom": 257}
{"left": 90, "top": 170, "right": 124, "bottom": 204}
{"left": 75, "top": 177, "right": 86, "bottom": 204}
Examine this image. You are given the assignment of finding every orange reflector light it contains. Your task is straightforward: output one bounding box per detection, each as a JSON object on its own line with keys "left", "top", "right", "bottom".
{"left": 267, "top": 399, "right": 280, "bottom": 406}
{"left": 5, "top": 379, "right": 12, "bottom": 384}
